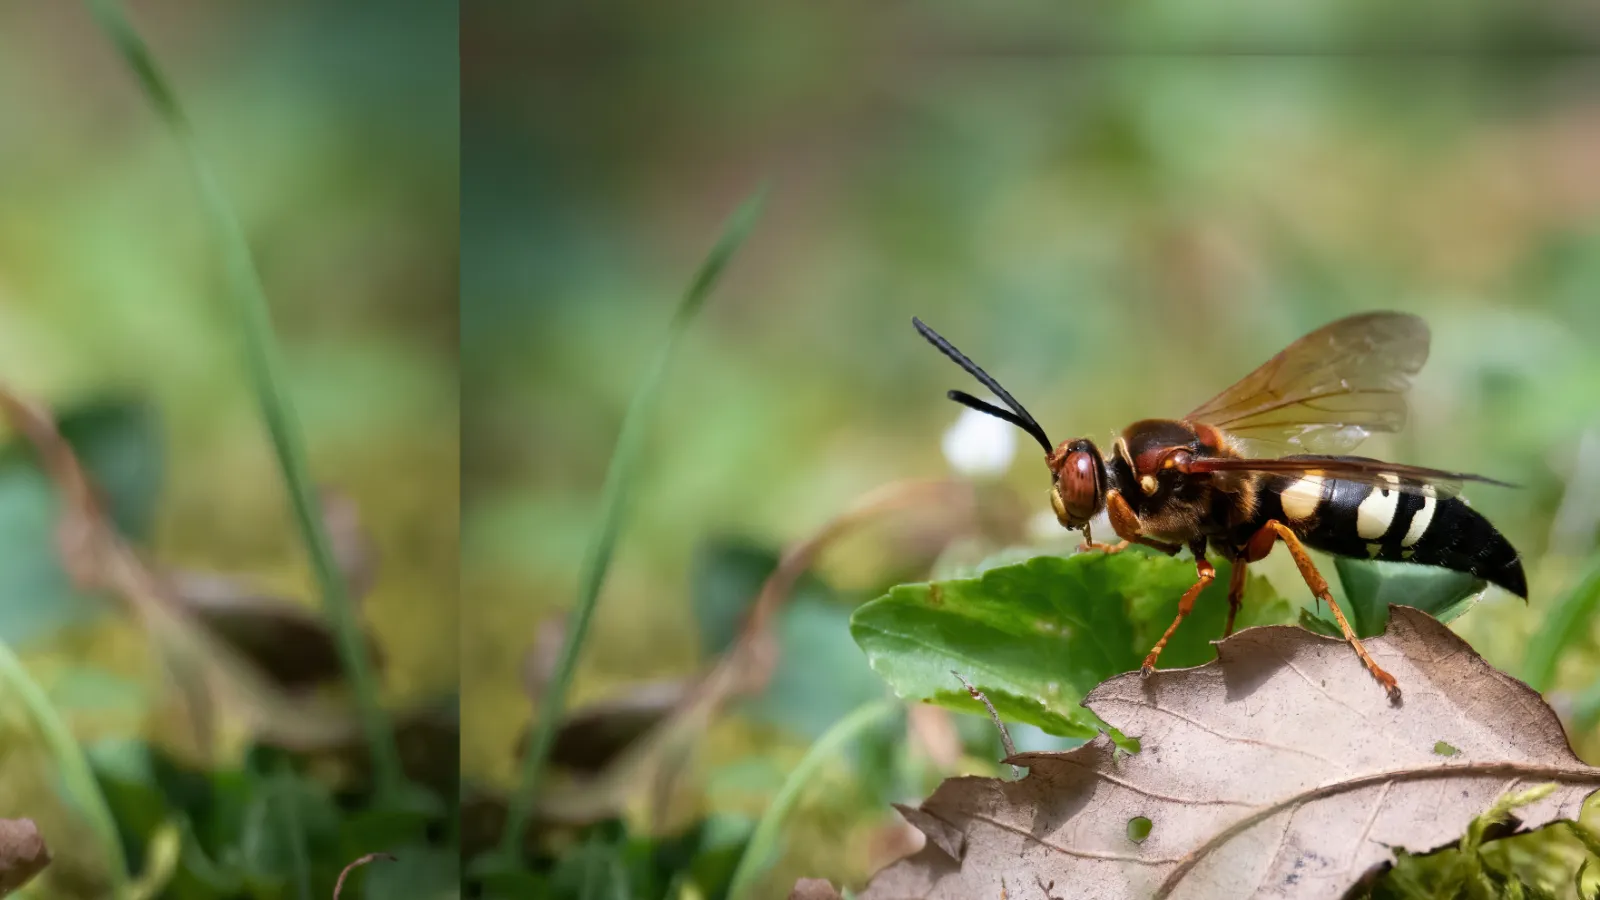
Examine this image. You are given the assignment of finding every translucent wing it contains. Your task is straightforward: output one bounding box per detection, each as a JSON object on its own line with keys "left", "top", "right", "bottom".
{"left": 1182, "top": 455, "right": 1516, "bottom": 500}
{"left": 1186, "top": 312, "right": 1430, "bottom": 456}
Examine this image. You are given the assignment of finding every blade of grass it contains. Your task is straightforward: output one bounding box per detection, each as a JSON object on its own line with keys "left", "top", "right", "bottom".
{"left": 0, "top": 637, "right": 129, "bottom": 894}
{"left": 1523, "top": 556, "right": 1600, "bottom": 693}
{"left": 275, "top": 763, "right": 312, "bottom": 900}
{"left": 497, "top": 186, "right": 767, "bottom": 862}
{"left": 726, "top": 700, "right": 899, "bottom": 900}
{"left": 81, "top": 1, "right": 403, "bottom": 800}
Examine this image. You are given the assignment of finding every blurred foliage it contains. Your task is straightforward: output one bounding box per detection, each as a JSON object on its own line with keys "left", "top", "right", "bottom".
{"left": 0, "top": 2, "right": 457, "bottom": 897}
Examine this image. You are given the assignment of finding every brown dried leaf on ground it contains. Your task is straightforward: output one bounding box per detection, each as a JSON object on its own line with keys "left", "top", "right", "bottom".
{"left": 166, "top": 569, "right": 383, "bottom": 692}
{"left": 855, "top": 607, "right": 1600, "bottom": 900}
{"left": 0, "top": 818, "right": 50, "bottom": 895}
{"left": 163, "top": 485, "right": 382, "bottom": 692}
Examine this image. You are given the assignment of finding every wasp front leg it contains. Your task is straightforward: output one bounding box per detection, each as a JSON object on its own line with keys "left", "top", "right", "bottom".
{"left": 1080, "top": 489, "right": 1181, "bottom": 556}
{"left": 1142, "top": 541, "right": 1215, "bottom": 674}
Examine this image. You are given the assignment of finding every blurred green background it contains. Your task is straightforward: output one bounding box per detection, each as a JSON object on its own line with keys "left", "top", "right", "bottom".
{"left": 473, "top": 6, "right": 1600, "bottom": 895}
{"left": 0, "top": 1, "right": 458, "bottom": 682}
{"left": 0, "top": 4, "right": 457, "bottom": 892}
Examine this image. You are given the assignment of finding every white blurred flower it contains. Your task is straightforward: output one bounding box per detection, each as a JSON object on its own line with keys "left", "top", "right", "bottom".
{"left": 941, "top": 404, "right": 1016, "bottom": 479}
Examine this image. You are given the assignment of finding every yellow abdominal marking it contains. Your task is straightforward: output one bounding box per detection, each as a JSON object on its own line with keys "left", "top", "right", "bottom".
{"left": 1280, "top": 474, "right": 1324, "bottom": 522}
{"left": 1402, "top": 485, "right": 1437, "bottom": 547}
{"left": 1356, "top": 473, "right": 1402, "bottom": 540}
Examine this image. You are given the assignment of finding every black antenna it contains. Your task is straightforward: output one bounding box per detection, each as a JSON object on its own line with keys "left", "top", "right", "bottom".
{"left": 912, "top": 317, "right": 1054, "bottom": 453}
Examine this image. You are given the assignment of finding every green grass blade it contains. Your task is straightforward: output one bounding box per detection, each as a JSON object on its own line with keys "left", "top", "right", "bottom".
{"left": 1523, "top": 557, "right": 1600, "bottom": 693}
{"left": 0, "top": 638, "right": 130, "bottom": 894}
{"left": 726, "top": 700, "right": 899, "bottom": 900}
{"left": 499, "top": 185, "right": 767, "bottom": 860}
{"left": 81, "top": 0, "right": 403, "bottom": 799}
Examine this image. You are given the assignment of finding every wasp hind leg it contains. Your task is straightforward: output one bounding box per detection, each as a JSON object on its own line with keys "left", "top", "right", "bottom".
{"left": 1223, "top": 558, "right": 1248, "bottom": 637}
{"left": 1141, "top": 541, "right": 1215, "bottom": 675}
{"left": 1246, "top": 519, "right": 1400, "bottom": 702}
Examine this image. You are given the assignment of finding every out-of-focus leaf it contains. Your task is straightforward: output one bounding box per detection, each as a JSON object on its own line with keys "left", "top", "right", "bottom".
{"left": 759, "top": 594, "right": 891, "bottom": 740}
{"left": 46, "top": 665, "right": 147, "bottom": 716}
{"left": 510, "top": 675, "right": 686, "bottom": 782}
{"left": 159, "top": 486, "right": 382, "bottom": 694}
{"left": 689, "top": 539, "right": 891, "bottom": 739}
{"left": 166, "top": 570, "right": 384, "bottom": 692}
{"left": 0, "top": 398, "right": 160, "bottom": 642}
{"left": 850, "top": 550, "right": 1292, "bottom": 738}
{"left": 1302, "top": 557, "right": 1488, "bottom": 639}
{"left": 357, "top": 844, "right": 457, "bottom": 899}
{"left": 1524, "top": 555, "right": 1600, "bottom": 693}
{"left": 0, "top": 383, "right": 360, "bottom": 752}
{"left": 339, "top": 808, "right": 432, "bottom": 864}
{"left": 238, "top": 774, "right": 341, "bottom": 889}
{"left": 691, "top": 539, "right": 831, "bottom": 659}
{"left": 546, "top": 678, "right": 692, "bottom": 775}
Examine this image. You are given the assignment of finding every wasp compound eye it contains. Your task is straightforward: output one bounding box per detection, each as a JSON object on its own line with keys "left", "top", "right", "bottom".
{"left": 1059, "top": 449, "right": 1100, "bottom": 523}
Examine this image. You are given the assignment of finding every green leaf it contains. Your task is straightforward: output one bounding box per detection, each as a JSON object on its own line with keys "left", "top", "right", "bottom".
{"left": 0, "top": 398, "right": 162, "bottom": 643}
{"left": 1316, "top": 558, "right": 1488, "bottom": 639}
{"left": 850, "top": 550, "right": 1293, "bottom": 738}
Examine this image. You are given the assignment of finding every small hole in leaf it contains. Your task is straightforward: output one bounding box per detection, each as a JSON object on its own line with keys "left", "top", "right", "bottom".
{"left": 1127, "top": 816, "right": 1152, "bottom": 844}
{"left": 1434, "top": 741, "right": 1459, "bottom": 757}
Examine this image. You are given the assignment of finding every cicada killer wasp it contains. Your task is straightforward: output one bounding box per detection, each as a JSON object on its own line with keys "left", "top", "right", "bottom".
{"left": 914, "top": 311, "right": 1524, "bottom": 701}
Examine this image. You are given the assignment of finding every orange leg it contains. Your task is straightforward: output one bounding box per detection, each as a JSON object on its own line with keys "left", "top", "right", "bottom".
{"left": 1084, "top": 490, "right": 1180, "bottom": 556}
{"left": 1247, "top": 520, "right": 1400, "bottom": 702}
{"left": 1076, "top": 519, "right": 1129, "bottom": 554}
{"left": 1141, "top": 552, "right": 1216, "bottom": 675}
{"left": 1223, "top": 559, "right": 1248, "bottom": 637}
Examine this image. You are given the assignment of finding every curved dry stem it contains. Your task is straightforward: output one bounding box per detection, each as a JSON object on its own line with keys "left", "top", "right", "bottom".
{"left": 333, "top": 852, "right": 395, "bottom": 899}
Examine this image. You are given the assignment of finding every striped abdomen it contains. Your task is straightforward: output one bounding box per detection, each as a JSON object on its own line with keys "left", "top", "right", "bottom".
{"left": 1258, "top": 456, "right": 1526, "bottom": 598}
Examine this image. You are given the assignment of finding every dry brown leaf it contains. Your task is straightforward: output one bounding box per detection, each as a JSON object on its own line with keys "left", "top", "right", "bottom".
{"left": 856, "top": 606, "right": 1600, "bottom": 900}
{"left": 545, "top": 678, "right": 692, "bottom": 775}
{"left": 0, "top": 818, "right": 49, "bottom": 895}
{"left": 167, "top": 570, "right": 384, "bottom": 692}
